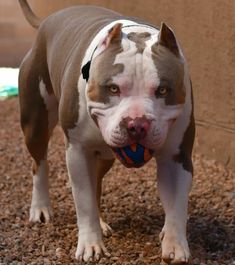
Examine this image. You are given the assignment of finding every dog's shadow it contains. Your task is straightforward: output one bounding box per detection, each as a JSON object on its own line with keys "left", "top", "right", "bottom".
{"left": 188, "top": 213, "right": 235, "bottom": 261}
{"left": 109, "top": 204, "right": 235, "bottom": 261}
{"left": 111, "top": 206, "right": 164, "bottom": 236}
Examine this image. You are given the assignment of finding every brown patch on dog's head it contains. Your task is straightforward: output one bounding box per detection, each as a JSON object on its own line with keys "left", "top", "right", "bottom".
{"left": 151, "top": 24, "right": 185, "bottom": 105}
{"left": 87, "top": 23, "right": 124, "bottom": 104}
{"left": 87, "top": 61, "right": 124, "bottom": 104}
{"left": 127, "top": 32, "right": 151, "bottom": 53}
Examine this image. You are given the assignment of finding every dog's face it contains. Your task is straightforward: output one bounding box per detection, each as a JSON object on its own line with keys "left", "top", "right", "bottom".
{"left": 86, "top": 23, "right": 185, "bottom": 152}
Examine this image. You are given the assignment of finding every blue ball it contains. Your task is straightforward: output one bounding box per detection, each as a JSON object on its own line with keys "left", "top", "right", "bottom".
{"left": 113, "top": 143, "right": 153, "bottom": 168}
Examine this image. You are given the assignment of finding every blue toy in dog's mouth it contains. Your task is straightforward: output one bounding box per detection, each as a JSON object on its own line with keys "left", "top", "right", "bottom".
{"left": 112, "top": 143, "right": 154, "bottom": 168}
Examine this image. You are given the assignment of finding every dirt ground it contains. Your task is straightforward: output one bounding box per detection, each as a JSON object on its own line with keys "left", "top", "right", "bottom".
{"left": 0, "top": 98, "right": 234, "bottom": 265}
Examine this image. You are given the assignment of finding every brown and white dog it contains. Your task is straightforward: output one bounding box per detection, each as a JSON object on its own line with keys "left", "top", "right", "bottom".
{"left": 18, "top": 0, "right": 195, "bottom": 263}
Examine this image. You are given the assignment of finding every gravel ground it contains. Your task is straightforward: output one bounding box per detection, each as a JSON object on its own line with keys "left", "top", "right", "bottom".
{"left": 0, "top": 98, "right": 234, "bottom": 265}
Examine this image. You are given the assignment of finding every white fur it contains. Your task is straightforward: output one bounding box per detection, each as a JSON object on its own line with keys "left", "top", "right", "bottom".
{"left": 30, "top": 160, "right": 52, "bottom": 223}
{"left": 65, "top": 142, "right": 109, "bottom": 261}
{"left": 112, "top": 26, "right": 160, "bottom": 97}
{"left": 157, "top": 159, "right": 192, "bottom": 263}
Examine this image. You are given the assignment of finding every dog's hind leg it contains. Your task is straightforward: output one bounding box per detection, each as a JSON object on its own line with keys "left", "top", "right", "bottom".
{"left": 19, "top": 53, "right": 58, "bottom": 223}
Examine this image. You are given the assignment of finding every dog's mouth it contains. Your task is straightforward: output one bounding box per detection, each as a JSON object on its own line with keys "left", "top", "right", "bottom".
{"left": 111, "top": 143, "right": 154, "bottom": 168}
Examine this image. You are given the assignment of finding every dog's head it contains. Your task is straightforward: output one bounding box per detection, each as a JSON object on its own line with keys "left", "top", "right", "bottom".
{"left": 84, "top": 22, "right": 186, "bottom": 164}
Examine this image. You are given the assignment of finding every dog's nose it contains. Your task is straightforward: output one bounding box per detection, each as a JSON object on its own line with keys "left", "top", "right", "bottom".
{"left": 124, "top": 117, "right": 150, "bottom": 141}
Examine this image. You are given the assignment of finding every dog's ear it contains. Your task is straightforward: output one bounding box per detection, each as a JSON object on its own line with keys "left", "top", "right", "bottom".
{"left": 104, "top": 23, "right": 122, "bottom": 46}
{"left": 97, "top": 23, "right": 122, "bottom": 52}
{"left": 102, "top": 23, "right": 122, "bottom": 48}
{"left": 158, "top": 22, "right": 180, "bottom": 56}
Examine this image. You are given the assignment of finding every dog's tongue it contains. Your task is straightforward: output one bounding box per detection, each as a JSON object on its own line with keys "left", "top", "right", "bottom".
{"left": 112, "top": 143, "right": 154, "bottom": 168}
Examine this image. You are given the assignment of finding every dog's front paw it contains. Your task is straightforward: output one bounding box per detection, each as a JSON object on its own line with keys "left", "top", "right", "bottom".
{"left": 29, "top": 206, "right": 52, "bottom": 223}
{"left": 76, "top": 232, "right": 110, "bottom": 262}
{"left": 160, "top": 229, "right": 190, "bottom": 264}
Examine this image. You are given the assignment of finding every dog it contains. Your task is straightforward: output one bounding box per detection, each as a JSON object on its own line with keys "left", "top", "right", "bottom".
{"left": 18, "top": 0, "right": 195, "bottom": 263}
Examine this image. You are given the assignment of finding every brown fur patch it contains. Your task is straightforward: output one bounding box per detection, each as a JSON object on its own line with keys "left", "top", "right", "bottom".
{"left": 42, "top": 9, "right": 123, "bottom": 138}
{"left": 151, "top": 44, "right": 185, "bottom": 105}
{"left": 59, "top": 79, "right": 79, "bottom": 138}
{"left": 19, "top": 46, "right": 52, "bottom": 165}
{"left": 173, "top": 82, "right": 195, "bottom": 173}
{"left": 127, "top": 32, "right": 151, "bottom": 53}
{"left": 87, "top": 33, "right": 124, "bottom": 103}
{"left": 87, "top": 62, "right": 124, "bottom": 103}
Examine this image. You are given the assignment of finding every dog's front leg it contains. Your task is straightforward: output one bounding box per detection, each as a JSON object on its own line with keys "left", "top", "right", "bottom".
{"left": 66, "top": 143, "right": 108, "bottom": 262}
{"left": 157, "top": 159, "right": 192, "bottom": 264}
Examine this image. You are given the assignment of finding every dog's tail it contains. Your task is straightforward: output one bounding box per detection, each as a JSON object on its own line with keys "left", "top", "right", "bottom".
{"left": 18, "top": 0, "right": 41, "bottom": 29}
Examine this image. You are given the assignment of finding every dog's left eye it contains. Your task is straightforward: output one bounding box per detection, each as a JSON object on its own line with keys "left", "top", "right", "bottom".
{"left": 108, "top": 84, "right": 120, "bottom": 95}
{"left": 155, "top": 86, "right": 169, "bottom": 97}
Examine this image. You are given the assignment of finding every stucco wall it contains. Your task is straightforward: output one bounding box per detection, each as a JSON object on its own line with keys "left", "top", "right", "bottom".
{"left": 0, "top": 0, "right": 234, "bottom": 170}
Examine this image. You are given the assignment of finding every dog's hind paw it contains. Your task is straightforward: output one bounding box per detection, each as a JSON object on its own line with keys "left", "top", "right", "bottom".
{"left": 29, "top": 206, "right": 52, "bottom": 223}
